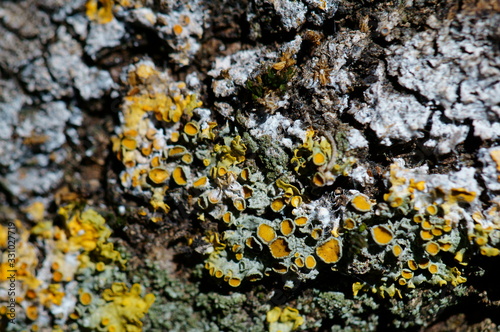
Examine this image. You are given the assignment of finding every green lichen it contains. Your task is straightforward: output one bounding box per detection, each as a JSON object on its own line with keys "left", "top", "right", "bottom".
{"left": 244, "top": 132, "right": 290, "bottom": 180}
{"left": 135, "top": 261, "right": 268, "bottom": 332}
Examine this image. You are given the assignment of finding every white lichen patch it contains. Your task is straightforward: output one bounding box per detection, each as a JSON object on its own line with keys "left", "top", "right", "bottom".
{"left": 349, "top": 63, "right": 432, "bottom": 146}
{"left": 209, "top": 49, "right": 265, "bottom": 97}
{"left": 478, "top": 147, "right": 500, "bottom": 192}
{"left": 387, "top": 11, "right": 500, "bottom": 146}
{"left": 347, "top": 128, "right": 369, "bottom": 150}
{"left": 423, "top": 112, "right": 469, "bottom": 154}
{"left": 248, "top": 113, "right": 300, "bottom": 149}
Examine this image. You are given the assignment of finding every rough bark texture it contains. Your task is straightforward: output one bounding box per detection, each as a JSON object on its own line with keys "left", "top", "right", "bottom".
{"left": 1, "top": 0, "right": 500, "bottom": 331}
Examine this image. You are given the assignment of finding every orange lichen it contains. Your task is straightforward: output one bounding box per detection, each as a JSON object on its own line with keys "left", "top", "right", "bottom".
{"left": 295, "top": 257, "right": 304, "bottom": 268}
{"left": 193, "top": 176, "right": 208, "bottom": 188}
{"left": 233, "top": 198, "right": 246, "bottom": 211}
{"left": 257, "top": 224, "right": 276, "bottom": 244}
{"left": 491, "top": 149, "right": 500, "bottom": 171}
{"left": 79, "top": 292, "right": 92, "bottom": 305}
{"left": 305, "top": 255, "right": 317, "bottom": 269}
{"left": 242, "top": 185, "right": 253, "bottom": 199}
{"left": 428, "top": 264, "right": 439, "bottom": 274}
{"left": 290, "top": 195, "right": 302, "bottom": 208}
{"left": 371, "top": 225, "right": 393, "bottom": 245}
{"left": 121, "top": 137, "right": 137, "bottom": 150}
{"left": 389, "top": 196, "right": 404, "bottom": 208}
{"left": 421, "top": 220, "right": 433, "bottom": 230}
{"left": 184, "top": 121, "right": 199, "bottom": 136}
{"left": 418, "top": 259, "right": 430, "bottom": 269}
{"left": 426, "top": 205, "right": 438, "bottom": 215}
{"left": 420, "top": 230, "right": 434, "bottom": 241}
{"left": 343, "top": 218, "right": 356, "bottom": 230}
{"left": 439, "top": 242, "right": 452, "bottom": 251}
{"left": 222, "top": 212, "right": 233, "bottom": 224}
{"left": 207, "top": 189, "right": 222, "bottom": 204}
{"left": 228, "top": 277, "right": 241, "bottom": 287}
{"left": 312, "top": 172, "right": 326, "bottom": 186}
{"left": 240, "top": 168, "right": 250, "bottom": 181}
{"left": 172, "top": 166, "right": 187, "bottom": 185}
{"left": 316, "top": 238, "right": 342, "bottom": 264}
{"left": 431, "top": 228, "right": 443, "bottom": 236}
{"left": 271, "top": 197, "right": 286, "bottom": 212}
{"left": 52, "top": 271, "right": 63, "bottom": 282}
{"left": 351, "top": 194, "right": 373, "bottom": 212}
{"left": 312, "top": 151, "right": 327, "bottom": 165}
{"left": 148, "top": 167, "right": 169, "bottom": 184}
{"left": 169, "top": 146, "right": 187, "bottom": 157}
{"left": 448, "top": 188, "right": 476, "bottom": 204}
{"left": 245, "top": 236, "right": 258, "bottom": 249}
{"left": 425, "top": 241, "right": 440, "bottom": 256}
{"left": 401, "top": 269, "right": 413, "bottom": 279}
{"left": 269, "top": 238, "right": 292, "bottom": 258}
{"left": 26, "top": 306, "right": 38, "bottom": 321}
{"left": 311, "top": 228, "right": 322, "bottom": 240}
{"left": 273, "top": 263, "right": 288, "bottom": 274}
{"left": 294, "top": 216, "right": 308, "bottom": 226}
{"left": 407, "top": 260, "right": 418, "bottom": 271}
{"left": 173, "top": 24, "right": 183, "bottom": 35}
{"left": 392, "top": 244, "right": 403, "bottom": 257}
{"left": 413, "top": 214, "right": 424, "bottom": 223}
{"left": 181, "top": 153, "right": 193, "bottom": 164}
{"left": 280, "top": 219, "right": 294, "bottom": 236}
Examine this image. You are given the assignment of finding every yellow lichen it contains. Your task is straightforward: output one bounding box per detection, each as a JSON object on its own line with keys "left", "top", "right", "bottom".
{"left": 86, "top": 0, "right": 114, "bottom": 24}
{"left": 97, "top": 283, "right": 155, "bottom": 332}
{"left": 480, "top": 246, "right": 500, "bottom": 256}
{"left": 267, "top": 307, "right": 304, "bottom": 332}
